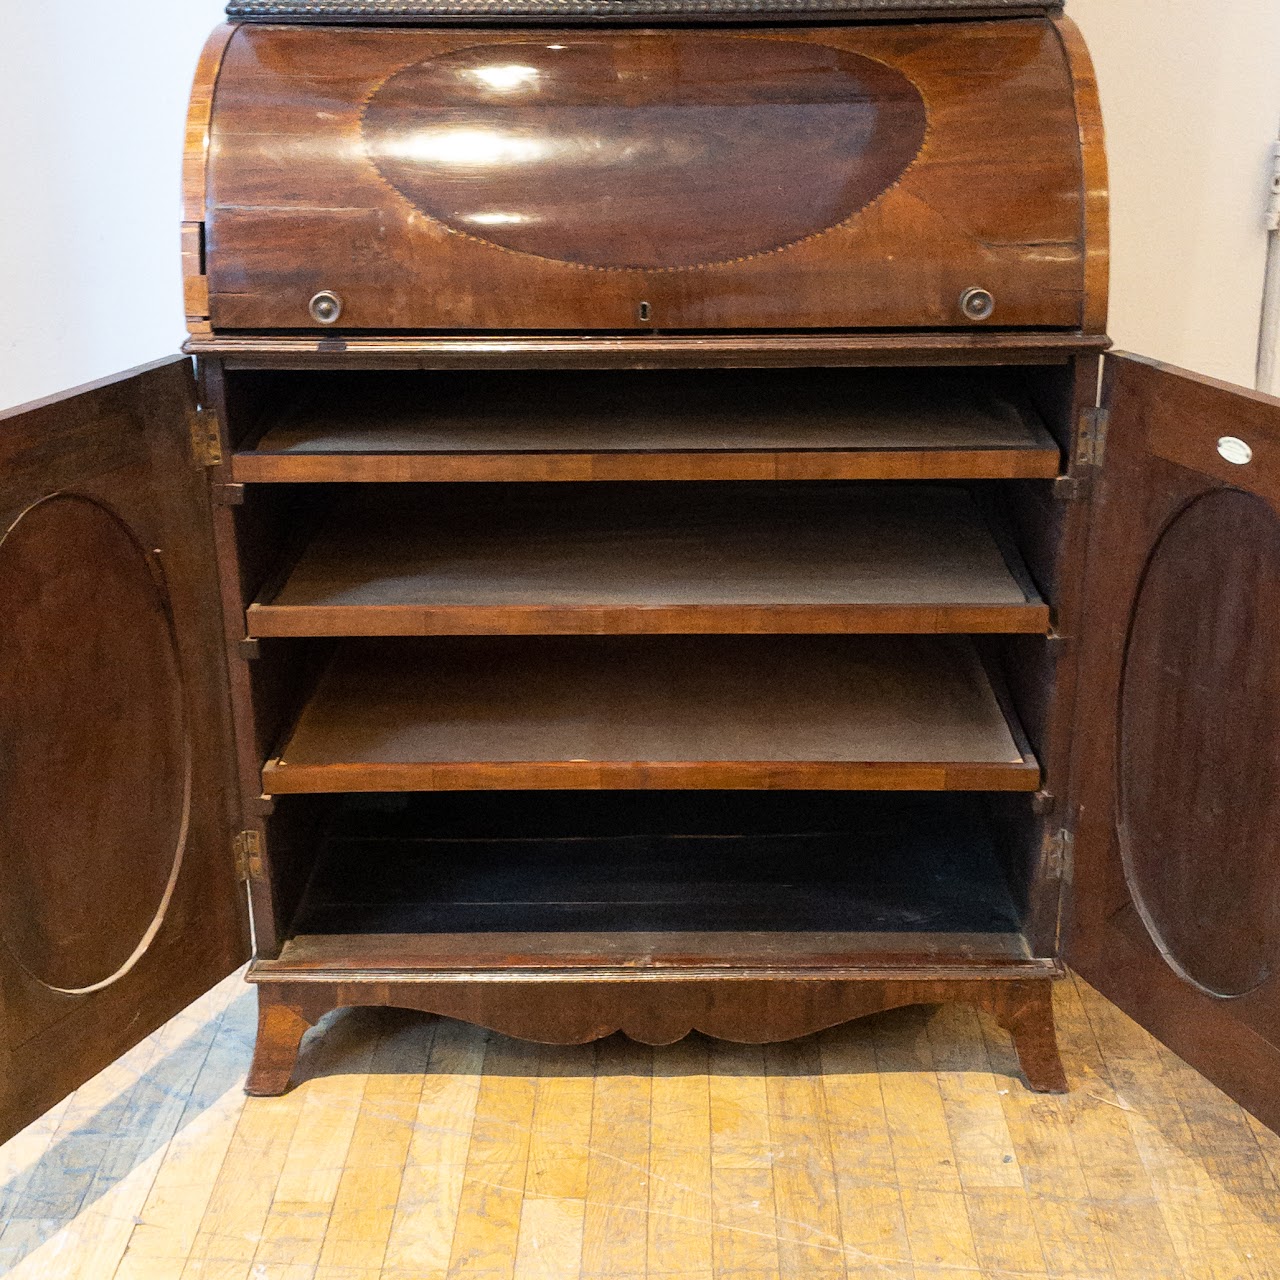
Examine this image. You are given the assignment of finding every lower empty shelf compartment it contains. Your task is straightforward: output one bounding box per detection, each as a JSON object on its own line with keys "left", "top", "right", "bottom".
{"left": 263, "top": 635, "right": 1039, "bottom": 793}
{"left": 274, "top": 792, "right": 1033, "bottom": 973}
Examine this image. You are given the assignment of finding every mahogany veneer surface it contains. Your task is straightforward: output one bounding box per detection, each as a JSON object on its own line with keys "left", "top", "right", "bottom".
{"left": 204, "top": 21, "right": 1086, "bottom": 331}
{"left": 249, "top": 484, "right": 1047, "bottom": 637}
{"left": 263, "top": 635, "right": 1038, "bottom": 792}
{"left": 0, "top": 360, "right": 248, "bottom": 1143}
{"left": 233, "top": 368, "right": 1063, "bottom": 483}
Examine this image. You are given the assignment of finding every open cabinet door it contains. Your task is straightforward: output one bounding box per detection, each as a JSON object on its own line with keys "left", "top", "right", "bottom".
{"left": 1069, "top": 352, "right": 1280, "bottom": 1131}
{"left": 0, "top": 359, "right": 249, "bottom": 1144}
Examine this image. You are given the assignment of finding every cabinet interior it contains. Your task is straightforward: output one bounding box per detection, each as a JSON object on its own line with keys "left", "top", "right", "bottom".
{"left": 220, "top": 362, "right": 1077, "bottom": 974}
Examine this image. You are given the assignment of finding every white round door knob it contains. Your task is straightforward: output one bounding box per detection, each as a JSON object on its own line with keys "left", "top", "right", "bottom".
{"left": 1217, "top": 436, "right": 1253, "bottom": 466}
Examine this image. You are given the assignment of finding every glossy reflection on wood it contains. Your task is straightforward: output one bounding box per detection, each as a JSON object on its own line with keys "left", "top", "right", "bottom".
{"left": 203, "top": 19, "right": 1091, "bottom": 331}
{"left": 1055, "top": 14, "right": 1110, "bottom": 334}
{"left": 181, "top": 23, "right": 237, "bottom": 336}
{"left": 362, "top": 34, "right": 928, "bottom": 270}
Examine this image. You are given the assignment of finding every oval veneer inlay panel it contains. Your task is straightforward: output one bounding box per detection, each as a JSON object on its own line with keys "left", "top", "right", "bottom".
{"left": 361, "top": 34, "right": 928, "bottom": 270}
{"left": 0, "top": 495, "right": 190, "bottom": 994}
{"left": 1118, "top": 489, "right": 1280, "bottom": 998}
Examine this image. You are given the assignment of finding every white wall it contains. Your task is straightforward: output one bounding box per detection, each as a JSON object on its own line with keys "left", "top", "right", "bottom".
{"left": 0, "top": 1, "right": 225, "bottom": 412}
{"left": 1, "top": 1, "right": 1278, "bottom": 411}
{"left": 1072, "top": 0, "right": 1280, "bottom": 387}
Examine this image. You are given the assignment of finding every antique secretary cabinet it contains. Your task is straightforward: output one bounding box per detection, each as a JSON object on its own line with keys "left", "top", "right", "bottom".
{"left": 2, "top": 0, "right": 1279, "bottom": 1143}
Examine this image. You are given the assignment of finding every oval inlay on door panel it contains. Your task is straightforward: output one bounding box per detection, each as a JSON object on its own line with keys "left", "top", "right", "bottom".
{"left": 362, "top": 34, "right": 928, "bottom": 270}
{"left": 0, "top": 495, "right": 190, "bottom": 994}
{"left": 1118, "top": 489, "right": 1280, "bottom": 998}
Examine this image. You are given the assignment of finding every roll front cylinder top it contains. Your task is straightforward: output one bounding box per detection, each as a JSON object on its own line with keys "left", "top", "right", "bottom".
{"left": 186, "top": 12, "right": 1105, "bottom": 334}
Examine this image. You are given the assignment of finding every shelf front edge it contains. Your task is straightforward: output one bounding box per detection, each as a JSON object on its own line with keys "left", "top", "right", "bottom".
{"left": 188, "top": 331, "right": 1111, "bottom": 371}
{"left": 261, "top": 759, "right": 1042, "bottom": 794}
{"left": 249, "top": 960, "right": 1061, "bottom": 983}
{"left": 246, "top": 602, "right": 1053, "bottom": 639}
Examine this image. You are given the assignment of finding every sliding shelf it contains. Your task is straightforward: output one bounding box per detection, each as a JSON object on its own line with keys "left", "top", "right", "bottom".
{"left": 231, "top": 368, "right": 1062, "bottom": 484}
{"left": 262, "top": 636, "right": 1040, "bottom": 794}
{"left": 257, "top": 793, "right": 1043, "bottom": 978}
{"left": 249, "top": 484, "right": 1049, "bottom": 637}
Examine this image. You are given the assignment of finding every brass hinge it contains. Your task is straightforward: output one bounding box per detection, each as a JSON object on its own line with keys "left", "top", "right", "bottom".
{"left": 1053, "top": 475, "right": 1085, "bottom": 503}
{"left": 1075, "top": 407, "right": 1110, "bottom": 470}
{"left": 190, "top": 404, "right": 223, "bottom": 468}
{"left": 212, "top": 483, "right": 246, "bottom": 506}
{"left": 1042, "top": 825, "right": 1075, "bottom": 885}
{"left": 1031, "top": 788, "right": 1056, "bottom": 817}
{"left": 233, "top": 829, "right": 265, "bottom": 882}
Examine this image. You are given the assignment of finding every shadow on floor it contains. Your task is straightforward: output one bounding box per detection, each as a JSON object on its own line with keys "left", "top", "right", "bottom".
{"left": 296, "top": 1000, "right": 1020, "bottom": 1081}
{"left": 0, "top": 987, "right": 257, "bottom": 1273}
{"left": 4, "top": 986, "right": 1270, "bottom": 1276}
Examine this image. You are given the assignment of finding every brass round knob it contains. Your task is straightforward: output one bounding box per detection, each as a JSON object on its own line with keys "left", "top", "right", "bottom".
{"left": 960, "top": 287, "right": 996, "bottom": 322}
{"left": 309, "top": 291, "right": 343, "bottom": 325}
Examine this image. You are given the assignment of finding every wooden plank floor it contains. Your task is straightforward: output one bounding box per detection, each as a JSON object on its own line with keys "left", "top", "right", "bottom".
{"left": 1, "top": 970, "right": 1278, "bottom": 1279}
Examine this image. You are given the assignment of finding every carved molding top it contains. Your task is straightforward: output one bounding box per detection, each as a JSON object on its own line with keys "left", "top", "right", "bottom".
{"left": 226, "top": 0, "right": 1063, "bottom": 23}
